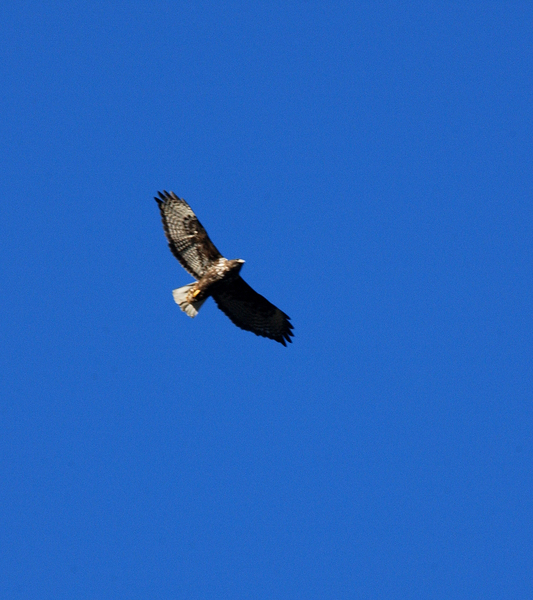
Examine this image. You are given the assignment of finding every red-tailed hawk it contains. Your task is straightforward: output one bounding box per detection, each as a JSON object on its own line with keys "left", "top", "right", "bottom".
{"left": 156, "top": 191, "right": 294, "bottom": 346}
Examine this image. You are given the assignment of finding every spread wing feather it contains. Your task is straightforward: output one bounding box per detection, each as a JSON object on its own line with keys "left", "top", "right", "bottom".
{"left": 212, "top": 277, "right": 294, "bottom": 346}
{"left": 155, "top": 191, "right": 222, "bottom": 279}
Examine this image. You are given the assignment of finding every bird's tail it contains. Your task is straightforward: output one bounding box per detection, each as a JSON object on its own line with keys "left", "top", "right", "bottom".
{"left": 172, "top": 284, "right": 207, "bottom": 318}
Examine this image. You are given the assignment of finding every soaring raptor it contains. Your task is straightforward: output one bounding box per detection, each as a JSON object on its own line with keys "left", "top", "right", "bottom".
{"left": 155, "top": 191, "right": 294, "bottom": 346}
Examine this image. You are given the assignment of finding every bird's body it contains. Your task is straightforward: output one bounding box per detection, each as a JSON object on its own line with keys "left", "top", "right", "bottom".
{"left": 155, "top": 191, "right": 293, "bottom": 346}
{"left": 187, "top": 257, "right": 245, "bottom": 301}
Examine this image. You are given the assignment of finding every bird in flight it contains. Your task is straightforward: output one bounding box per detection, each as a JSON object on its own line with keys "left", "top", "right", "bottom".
{"left": 155, "top": 191, "right": 294, "bottom": 346}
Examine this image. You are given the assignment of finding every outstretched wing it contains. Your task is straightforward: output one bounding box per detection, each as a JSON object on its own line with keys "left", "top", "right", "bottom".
{"left": 212, "top": 277, "right": 294, "bottom": 346}
{"left": 155, "top": 190, "right": 223, "bottom": 279}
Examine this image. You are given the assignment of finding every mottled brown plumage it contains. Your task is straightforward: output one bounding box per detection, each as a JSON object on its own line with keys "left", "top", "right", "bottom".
{"left": 155, "top": 191, "right": 294, "bottom": 346}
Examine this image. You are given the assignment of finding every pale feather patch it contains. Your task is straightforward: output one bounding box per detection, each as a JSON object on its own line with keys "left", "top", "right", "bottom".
{"left": 172, "top": 284, "right": 207, "bottom": 318}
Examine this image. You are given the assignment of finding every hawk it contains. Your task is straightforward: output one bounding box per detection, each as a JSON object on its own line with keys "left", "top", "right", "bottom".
{"left": 155, "top": 191, "right": 294, "bottom": 346}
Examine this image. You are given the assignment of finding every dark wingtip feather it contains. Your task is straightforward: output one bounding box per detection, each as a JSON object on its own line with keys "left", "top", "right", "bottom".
{"left": 278, "top": 316, "right": 294, "bottom": 346}
{"left": 155, "top": 190, "right": 175, "bottom": 204}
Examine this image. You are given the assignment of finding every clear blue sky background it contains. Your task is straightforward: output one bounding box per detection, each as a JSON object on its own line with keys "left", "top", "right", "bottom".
{"left": 1, "top": 2, "right": 531, "bottom": 598}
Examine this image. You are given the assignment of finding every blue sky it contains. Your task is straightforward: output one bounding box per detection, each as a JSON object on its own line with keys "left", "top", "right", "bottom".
{"left": 2, "top": 2, "right": 532, "bottom": 598}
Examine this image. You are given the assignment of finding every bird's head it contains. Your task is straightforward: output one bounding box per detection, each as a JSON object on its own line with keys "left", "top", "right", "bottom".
{"left": 229, "top": 258, "right": 245, "bottom": 274}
